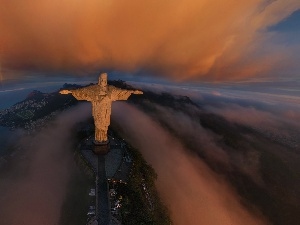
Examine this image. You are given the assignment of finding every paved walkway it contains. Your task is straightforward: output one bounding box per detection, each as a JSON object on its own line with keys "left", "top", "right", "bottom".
{"left": 81, "top": 135, "right": 124, "bottom": 225}
{"left": 96, "top": 155, "right": 111, "bottom": 225}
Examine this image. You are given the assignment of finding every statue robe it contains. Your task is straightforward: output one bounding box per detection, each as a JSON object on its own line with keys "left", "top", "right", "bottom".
{"left": 71, "top": 84, "right": 135, "bottom": 142}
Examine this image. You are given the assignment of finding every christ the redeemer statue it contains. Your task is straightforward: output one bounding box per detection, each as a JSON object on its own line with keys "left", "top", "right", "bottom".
{"left": 59, "top": 73, "right": 143, "bottom": 143}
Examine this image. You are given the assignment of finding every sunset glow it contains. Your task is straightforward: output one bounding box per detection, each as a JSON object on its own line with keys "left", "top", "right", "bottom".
{"left": 0, "top": 0, "right": 299, "bottom": 80}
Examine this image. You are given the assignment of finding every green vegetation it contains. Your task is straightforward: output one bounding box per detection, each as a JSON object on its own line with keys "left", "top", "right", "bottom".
{"left": 115, "top": 145, "right": 171, "bottom": 225}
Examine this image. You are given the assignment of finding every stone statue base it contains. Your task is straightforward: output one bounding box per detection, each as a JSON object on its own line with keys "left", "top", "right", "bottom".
{"left": 93, "top": 140, "right": 110, "bottom": 155}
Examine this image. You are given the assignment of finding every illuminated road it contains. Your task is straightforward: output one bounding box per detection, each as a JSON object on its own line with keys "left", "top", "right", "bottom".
{"left": 96, "top": 155, "right": 110, "bottom": 225}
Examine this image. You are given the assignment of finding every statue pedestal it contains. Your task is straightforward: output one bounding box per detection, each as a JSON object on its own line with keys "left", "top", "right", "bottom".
{"left": 93, "top": 140, "right": 110, "bottom": 155}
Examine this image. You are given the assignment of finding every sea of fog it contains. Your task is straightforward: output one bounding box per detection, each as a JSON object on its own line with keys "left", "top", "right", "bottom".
{"left": 0, "top": 126, "right": 12, "bottom": 156}
{"left": 1, "top": 74, "right": 299, "bottom": 156}
{"left": 129, "top": 76, "right": 300, "bottom": 109}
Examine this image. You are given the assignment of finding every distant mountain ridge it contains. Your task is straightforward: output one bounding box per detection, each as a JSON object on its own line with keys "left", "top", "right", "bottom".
{"left": 0, "top": 85, "right": 79, "bottom": 128}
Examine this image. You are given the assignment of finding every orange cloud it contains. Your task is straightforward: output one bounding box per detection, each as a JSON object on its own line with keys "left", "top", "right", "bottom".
{"left": 0, "top": 0, "right": 299, "bottom": 80}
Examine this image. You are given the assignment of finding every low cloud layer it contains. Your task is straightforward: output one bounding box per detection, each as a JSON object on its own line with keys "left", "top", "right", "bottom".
{"left": 112, "top": 102, "right": 269, "bottom": 225}
{"left": 0, "top": 103, "right": 90, "bottom": 225}
{"left": 139, "top": 76, "right": 300, "bottom": 220}
{"left": 130, "top": 81, "right": 300, "bottom": 142}
{"left": 0, "top": 0, "right": 299, "bottom": 80}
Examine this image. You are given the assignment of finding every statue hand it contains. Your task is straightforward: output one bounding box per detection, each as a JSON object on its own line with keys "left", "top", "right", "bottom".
{"left": 133, "top": 90, "right": 143, "bottom": 95}
{"left": 59, "top": 90, "right": 72, "bottom": 95}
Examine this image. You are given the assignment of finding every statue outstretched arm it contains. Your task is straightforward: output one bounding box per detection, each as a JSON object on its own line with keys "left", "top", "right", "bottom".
{"left": 133, "top": 90, "right": 143, "bottom": 95}
{"left": 59, "top": 90, "right": 72, "bottom": 95}
{"left": 111, "top": 88, "right": 143, "bottom": 101}
{"left": 59, "top": 87, "right": 93, "bottom": 101}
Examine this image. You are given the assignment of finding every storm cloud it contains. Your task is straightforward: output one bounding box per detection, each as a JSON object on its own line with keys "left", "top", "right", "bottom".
{"left": 0, "top": 0, "right": 299, "bottom": 80}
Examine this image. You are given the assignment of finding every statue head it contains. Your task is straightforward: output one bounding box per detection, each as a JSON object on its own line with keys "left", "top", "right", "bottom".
{"left": 98, "top": 73, "right": 108, "bottom": 87}
{"left": 98, "top": 73, "right": 108, "bottom": 95}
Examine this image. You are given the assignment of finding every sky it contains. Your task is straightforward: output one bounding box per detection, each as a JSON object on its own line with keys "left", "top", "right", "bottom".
{"left": 0, "top": 0, "right": 299, "bottom": 82}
